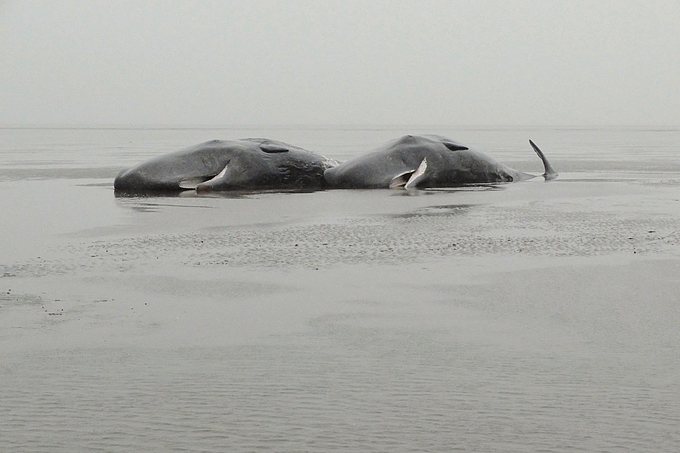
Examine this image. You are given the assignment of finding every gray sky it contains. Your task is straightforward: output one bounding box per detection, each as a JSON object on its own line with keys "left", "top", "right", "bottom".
{"left": 1, "top": 0, "right": 678, "bottom": 127}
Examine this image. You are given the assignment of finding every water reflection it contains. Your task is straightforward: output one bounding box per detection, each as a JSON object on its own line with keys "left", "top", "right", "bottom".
{"left": 388, "top": 204, "right": 477, "bottom": 219}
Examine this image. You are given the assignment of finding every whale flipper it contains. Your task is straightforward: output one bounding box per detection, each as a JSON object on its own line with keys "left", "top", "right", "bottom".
{"left": 259, "top": 143, "right": 290, "bottom": 153}
{"left": 388, "top": 158, "right": 428, "bottom": 189}
{"left": 193, "top": 164, "right": 230, "bottom": 191}
{"left": 388, "top": 170, "right": 415, "bottom": 189}
{"left": 404, "top": 158, "right": 428, "bottom": 189}
{"left": 528, "top": 140, "right": 558, "bottom": 180}
{"left": 442, "top": 141, "right": 469, "bottom": 151}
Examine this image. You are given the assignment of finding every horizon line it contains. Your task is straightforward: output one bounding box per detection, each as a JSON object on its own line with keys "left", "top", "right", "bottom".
{"left": 1, "top": 123, "right": 678, "bottom": 131}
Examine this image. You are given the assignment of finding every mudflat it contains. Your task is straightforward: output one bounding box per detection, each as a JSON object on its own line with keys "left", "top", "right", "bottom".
{"left": 1, "top": 127, "right": 679, "bottom": 452}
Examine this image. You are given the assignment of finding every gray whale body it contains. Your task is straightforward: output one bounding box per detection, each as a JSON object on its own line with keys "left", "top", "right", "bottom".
{"left": 323, "top": 134, "right": 557, "bottom": 189}
{"left": 114, "top": 138, "right": 338, "bottom": 194}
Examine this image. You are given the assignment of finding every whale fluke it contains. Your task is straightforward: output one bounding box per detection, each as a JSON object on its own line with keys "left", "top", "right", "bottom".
{"left": 529, "top": 140, "right": 558, "bottom": 180}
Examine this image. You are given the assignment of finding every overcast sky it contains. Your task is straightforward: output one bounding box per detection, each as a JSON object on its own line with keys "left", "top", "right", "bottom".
{"left": 1, "top": 0, "right": 678, "bottom": 127}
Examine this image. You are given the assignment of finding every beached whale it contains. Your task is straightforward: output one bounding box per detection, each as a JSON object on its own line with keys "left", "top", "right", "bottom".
{"left": 323, "top": 135, "right": 557, "bottom": 189}
{"left": 114, "top": 138, "right": 338, "bottom": 194}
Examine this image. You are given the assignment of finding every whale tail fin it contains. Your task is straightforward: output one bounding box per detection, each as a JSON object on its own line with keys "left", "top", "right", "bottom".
{"left": 529, "top": 140, "right": 558, "bottom": 180}
{"left": 389, "top": 158, "right": 428, "bottom": 189}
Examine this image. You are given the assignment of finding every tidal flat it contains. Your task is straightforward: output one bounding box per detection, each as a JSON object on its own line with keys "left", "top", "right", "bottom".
{"left": 1, "top": 126, "right": 679, "bottom": 452}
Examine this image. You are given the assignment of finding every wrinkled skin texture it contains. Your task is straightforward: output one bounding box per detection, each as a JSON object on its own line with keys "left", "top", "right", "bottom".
{"left": 114, "top": 138, "right": 338, "bottom": 194}
{"left": 324, "top": 134, "right": 538, "bottom": 189}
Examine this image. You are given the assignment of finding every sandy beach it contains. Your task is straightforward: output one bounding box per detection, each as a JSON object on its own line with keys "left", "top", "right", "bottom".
{"left": 1, "top": 126, "right": 680, "bottom": 451}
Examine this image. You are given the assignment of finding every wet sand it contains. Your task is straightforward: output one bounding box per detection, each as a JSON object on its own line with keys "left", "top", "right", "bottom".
{"left": 2, "top": 127, "right": 680, "bottom": 451}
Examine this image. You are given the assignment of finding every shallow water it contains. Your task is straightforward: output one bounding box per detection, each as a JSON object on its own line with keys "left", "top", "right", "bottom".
{"left": 1, "top": 126, "right": 680, "bottom": 451}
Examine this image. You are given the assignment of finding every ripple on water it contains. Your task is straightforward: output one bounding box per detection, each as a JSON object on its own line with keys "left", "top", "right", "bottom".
{"left": 2, "top": 201, "right": 680, "bottom": 277}
{"left": 2, "top": 328, "right": 679, "bottom": 452}
{"left": 83, "top": 204, "right": 680, "bottom": 269}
